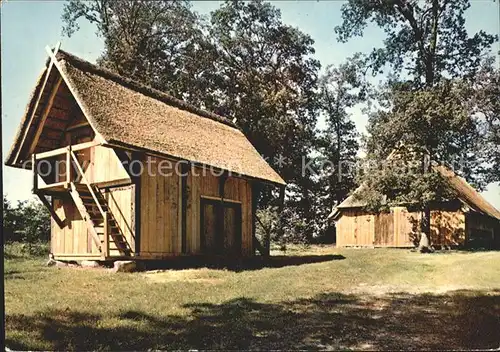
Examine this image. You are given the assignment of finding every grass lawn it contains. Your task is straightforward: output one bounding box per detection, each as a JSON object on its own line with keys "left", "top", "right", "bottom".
{"left": 5, "top": 245, "right": 500, "bottom": 350}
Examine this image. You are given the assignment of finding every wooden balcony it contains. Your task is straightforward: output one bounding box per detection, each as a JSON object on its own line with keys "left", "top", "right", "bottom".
{"left": 32, "top": 141, "right": 98, "bottom": 194}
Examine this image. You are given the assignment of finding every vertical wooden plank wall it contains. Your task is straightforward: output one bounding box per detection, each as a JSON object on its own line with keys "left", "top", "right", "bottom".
{"left": 105, "top": 186, "right": 135, "bottom": 255}
{"left": 51, "top": 198, "right": 100, "bottom": 257}
{"left": 86, "top": 146, "right": 131, "bottom": 184}
{"left": 374, "top": 212, "right": 394, "bottom": 246}
{"left": 139, "top": 155, "right": 181, "bottom": 256}
{"left": 50, "top": 147, "right": 134, "bottom": 258}
{"left": 336, "top": 210, "right": 375, "bottom": 247}
{"left": 430, "top": 210, "right": 465, "bottom": 246}
{"left": 393, "top": 207, "right": 415, "bottom": 247}
{"left": 337, "top": 207, "right": 467, "bottom": 247}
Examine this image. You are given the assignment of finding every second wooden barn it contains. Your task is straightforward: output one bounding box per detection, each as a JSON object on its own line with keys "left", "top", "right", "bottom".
{"left": 5, "top": 47, "right": 285, "bottom": 261}
{"left": 330, "top": 166, "right": 500, "bottom": 249}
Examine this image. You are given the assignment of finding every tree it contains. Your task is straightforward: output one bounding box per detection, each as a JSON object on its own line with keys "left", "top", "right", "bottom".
{"left": 209, "top": 1, "right": 321, "bottom": 242}
{"left": 311, "top": 59, "right": 365, "bottom": 237}
{"left": 3, "top": 196, "right": 50, "bottom": 244}
{"left": 317, "top": 59, "right": 364, "bottom": 202}
{"left": 336, "top": 0, "right": 498, "bottom": 248}
{"left": 472, "top": 60, "right": 500, "bottom": 184}
{"left": 209, "top": 1, "right": 320, "bottom": 182}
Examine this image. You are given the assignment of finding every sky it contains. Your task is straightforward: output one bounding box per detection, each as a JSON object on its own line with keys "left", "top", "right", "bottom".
{"left": 1, "top": 0, "right": 499, "bottom": 208}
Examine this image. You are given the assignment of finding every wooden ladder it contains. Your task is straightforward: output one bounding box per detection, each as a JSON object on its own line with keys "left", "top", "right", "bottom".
{"left": 68, "top": 149, "right": 131, "bottom": 258}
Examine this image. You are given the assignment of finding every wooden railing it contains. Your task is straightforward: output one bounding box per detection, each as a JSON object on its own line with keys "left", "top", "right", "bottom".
{"left": 32, "top": 141, "right": 97, "bottom": 192}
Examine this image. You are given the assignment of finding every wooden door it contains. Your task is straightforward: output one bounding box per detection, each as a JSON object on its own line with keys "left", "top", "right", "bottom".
{"left": 200, "top": 198, "right": 242, "bottom": 256}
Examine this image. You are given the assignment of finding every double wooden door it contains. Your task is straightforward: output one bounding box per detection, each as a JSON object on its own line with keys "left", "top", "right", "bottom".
{"left": 200, "top": 198, "right": 242, "bottom": 256}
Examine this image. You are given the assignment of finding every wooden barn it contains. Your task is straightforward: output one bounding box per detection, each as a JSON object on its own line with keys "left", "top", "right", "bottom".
{"left": 5, "top": 46, "right": 285, "bottom": 261}
{"left": 330, "top": 165, "right": 500, "bottom": 249}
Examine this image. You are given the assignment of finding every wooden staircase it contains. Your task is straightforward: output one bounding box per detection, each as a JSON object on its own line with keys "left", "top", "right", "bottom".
{"left": 69, "top": 183, "right": 132, "bottom": 257}
{"left": 66, "top": 147, "right": 131, "bottom": 258}
{"left": 33, "top": 144, "right": 133, "bottom": 259}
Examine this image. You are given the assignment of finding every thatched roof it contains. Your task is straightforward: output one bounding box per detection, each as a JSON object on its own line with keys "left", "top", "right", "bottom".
{"left": 6, "top": 49, "right": 285, "bottom": 186}
{"left": 330, "top": 165, "right": 500, "bottom": 220}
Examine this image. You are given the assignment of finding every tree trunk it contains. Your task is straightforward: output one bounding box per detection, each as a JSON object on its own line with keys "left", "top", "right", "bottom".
{"left": 418, "top": 207, "right": 432, "bottom": 253}
{"left": 419, "top": 151, "right": 433, "bottom": 253}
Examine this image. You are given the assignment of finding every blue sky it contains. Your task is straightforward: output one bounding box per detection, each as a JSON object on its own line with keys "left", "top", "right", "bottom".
{"left": 2, "top": 0, "right": 499, "bottom": 208}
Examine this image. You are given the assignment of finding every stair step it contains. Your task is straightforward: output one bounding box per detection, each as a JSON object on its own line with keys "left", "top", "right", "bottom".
{"left": 84, "top": 204, "right": 108, "bottom": 211}
{"left": 95, "top": 227, "right": 119, "bottom": 234}
{"left": 82, "top": 199, "right": 107, "bottom": 206}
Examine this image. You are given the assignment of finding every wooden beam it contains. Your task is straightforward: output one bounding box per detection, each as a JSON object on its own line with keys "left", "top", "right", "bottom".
{"left": 52, "top": 254, "right": 103, "bottom": 260}
{"left": 37, "top": 181, "right": 68, "bottom": 191}
{"left": 94, "top": 178, "right": 132, "bottom": 190}
{"left": 200, "top": 195, "right": 241, "bottom": 204}
{"left": 181, "top": 162, "right": 189, "bottom": 254}
{"left": 103, "top": 212, "right": 110, "bottom": 259}
{"left": 66, "top": 145, "right": 71, "bottom": 184}
{"left": 216, "top": 172, "right": 228, "bottom": 252}
{"left": 66, "top": 121, "right": 90, "bottom": 132}
{"left": 35, "top": 191, "right": 64, "bottom": 228}
{"left": 43, "top": 126, "right": 65, "bottom": 133}
{"left": 28, "top": 76, "right": 63, "bottom": 155}
{"left": 251, "top": 182, "right": 260, "bottom": 256}
{"left": 274, "top": 185, "right": 286, "bottom": 255}
{"left": 45, "top": 45, "right": 106, "bottom": 145}
{"left": 131, "top": 152, "right": 142, "bottom": 255}
{"left": 218, "top": 171, "right": 228, "bottom": 200}
{"left": 36, "top": 141, "right": 99, "bottom": 159}
{"left": 14, "top": 42, "right": 60, "bottom": 163}
{"left": 32, "top": 154, "right": 38, "bottom": 193}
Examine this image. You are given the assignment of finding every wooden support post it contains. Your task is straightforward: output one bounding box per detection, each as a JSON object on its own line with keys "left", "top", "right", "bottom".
{"left": 181, "top": 162, "right": 189, "bottom": 254}
{"left": 13, "top": 42, "right": 60, "bottom": 164}
{"left": 217, "top": 172, "right": 228, "bottom": 252}
{"left": 35, "top": 191, "right": 65, "bottom": 228}
{"left": 66, "top": 145, "right": 71, "bottom": 186}
{"left": 251, "top": 182, "right": 261, "bottom": 256}
{"left": 28, "top": 76, "right": 63, "bottom": 155}
{"left": 273, "top": 185, "right": 286, "bottom": 256}
{"left": 32, "top": 154, "right": 38, "bottom": 193}
{"left": 131, "top": 152, "right": 141, "bottom": 255}
{"left": 103, "top": 212, "right": 109, "bottom": 259}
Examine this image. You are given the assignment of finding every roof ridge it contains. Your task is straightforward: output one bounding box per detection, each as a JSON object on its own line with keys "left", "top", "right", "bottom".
{"left": 54, "top": 49, "right": 238, "bottom": 129}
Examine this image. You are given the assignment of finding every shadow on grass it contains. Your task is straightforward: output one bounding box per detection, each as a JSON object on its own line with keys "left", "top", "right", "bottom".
{"left": 6, "top": 290, "right": 499, "bottom": 350}
{"left": 140, "top": 254, "right": 345, "bottom": 272}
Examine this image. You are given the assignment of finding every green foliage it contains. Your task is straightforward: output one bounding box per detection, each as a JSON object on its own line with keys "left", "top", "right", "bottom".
{"left": 472, "top": 60, "right": 500, "bottom": 183}
{"left": 335, "top": 0, "right": 497, "bottom": 86}
{"left": 3, "top": 196, "right": 50, "bottom": 244}
{"left": 209, "top": 0, "right": 320, "bottom": 184}
{"left": 355, "top": 151, "right": 457, "bottom": 211}
{"left": 316, "top": 59, "right": 365, "bottom": 207}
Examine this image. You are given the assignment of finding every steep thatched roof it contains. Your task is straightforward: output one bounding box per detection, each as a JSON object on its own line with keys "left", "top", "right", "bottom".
{"left": 6, "top": 49, "right": 285, "bottom": 186}
{"left": 330, "top": 165, "right": 500, "bottom": 220}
